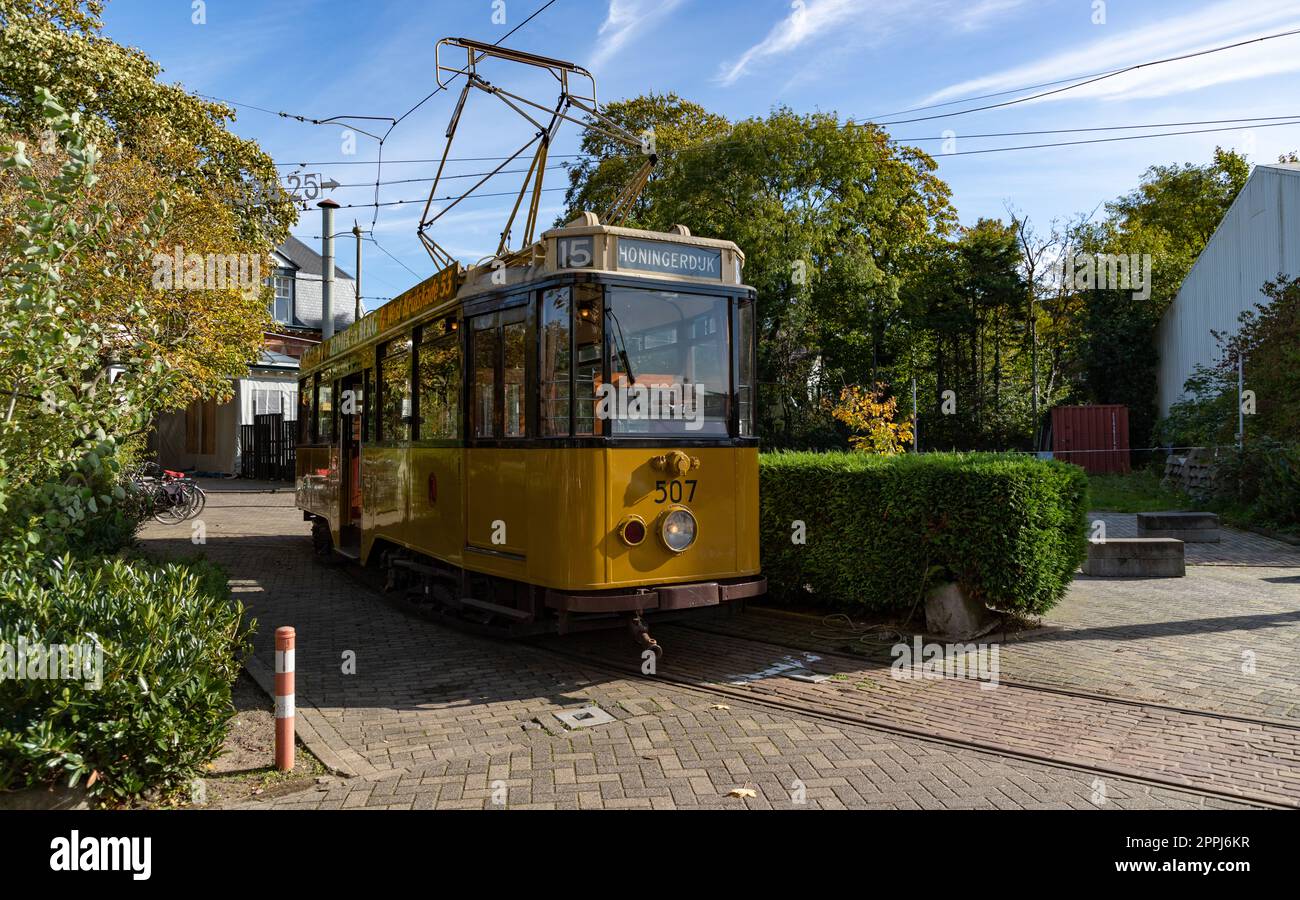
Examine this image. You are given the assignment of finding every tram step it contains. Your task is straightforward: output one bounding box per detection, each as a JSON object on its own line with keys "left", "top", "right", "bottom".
{"left": 459, "top": 596, "right": 532, "bottom": 622}
{"left": 390, "top": 558, "right": 442, "bottom": 575}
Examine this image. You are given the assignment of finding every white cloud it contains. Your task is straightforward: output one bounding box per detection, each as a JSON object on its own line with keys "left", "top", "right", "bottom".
{"left": 918, "top": 0, "right": 1300, "bottom": 107}
{"left": 590, "top": 0, "right": 688, "bottom": 71}
{"left": 716, "top": 0, "right": 1029, "bottom": 86}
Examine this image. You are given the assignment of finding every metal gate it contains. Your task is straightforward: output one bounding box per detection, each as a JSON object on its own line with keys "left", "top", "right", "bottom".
{"left": 239, "top": 413, "right": 296, "bottom": 481}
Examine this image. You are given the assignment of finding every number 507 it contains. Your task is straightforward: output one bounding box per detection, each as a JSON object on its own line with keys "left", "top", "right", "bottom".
{"left": 654, "top": 480, "right": 697, "bottom": 503}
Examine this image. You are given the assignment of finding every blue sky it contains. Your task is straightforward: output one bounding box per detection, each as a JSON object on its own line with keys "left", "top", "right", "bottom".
{"left": 102, "top": 0, "right": 1300, "bottom": 310}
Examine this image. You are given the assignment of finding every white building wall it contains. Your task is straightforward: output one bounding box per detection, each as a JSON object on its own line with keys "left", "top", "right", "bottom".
{"left": 1156, "top": 165, "right": 1300, "bottom": 416}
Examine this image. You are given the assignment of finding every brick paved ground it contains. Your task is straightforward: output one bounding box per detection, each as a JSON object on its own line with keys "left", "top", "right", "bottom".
{"left": 557, "top": 623, "right": 1300, "bottom": 806}
{"left": 1092, "top": 511, "right": 1300, "bottom": 567}
{"left": 704, "top": 515, "right": 1300, "bottom": 721}
{"left": 140, "top": 494, "right": 1261, "bottom": 810}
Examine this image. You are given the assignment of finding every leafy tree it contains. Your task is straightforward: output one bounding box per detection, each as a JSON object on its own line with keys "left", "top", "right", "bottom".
{"left": 829, "top": 384, "right": 912, "bottom": 453}
{"left": 561, "top": 92, "right": 730, "bottom": 228}
{"left": 0, "top": 91, "right": 173, "bottom": 560}
{"left": 0, "top": 0, "right": 293, "bottom": 246}
{"left": 566, "top": 98, "right": 956, "bottom": 447}
{"left": 1217, "top": 276, "right": 1300, "bottom": 444}
{"left": 0, "top": 131, "right": 276, "bottom": 411}
{"left": 0, "top": 0, "right": 292, "bottom": 470}
{"left": 1079, "top": 148, "right": 1249, "bottom": 449}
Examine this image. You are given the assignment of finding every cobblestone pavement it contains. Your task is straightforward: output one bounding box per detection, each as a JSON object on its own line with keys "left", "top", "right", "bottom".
{"left": 706, "top": 516, "right": 1300, "bottom": 721}
{"left": 555, "top": 623, "right": 1300, "bottom": 806}
{"left": 140, "top": 494, "right": 1260, "bottom": 810}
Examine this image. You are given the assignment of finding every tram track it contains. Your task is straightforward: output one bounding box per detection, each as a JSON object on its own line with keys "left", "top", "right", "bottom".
{"left": 332, "top": 556, "right": 1296, "bottom": 809}
{"left": 525, "top": 633, "right": 1296, "bottom": 810}
{"left": 670, "top": 615, "right": 1300, "bottom": 733}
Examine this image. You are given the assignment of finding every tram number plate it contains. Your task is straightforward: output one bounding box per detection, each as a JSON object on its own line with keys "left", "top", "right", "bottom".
{"left": 654, "top": 480, "right": 697, "bottom": 503}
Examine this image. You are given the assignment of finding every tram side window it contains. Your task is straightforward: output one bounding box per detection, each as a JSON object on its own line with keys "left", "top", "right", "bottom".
{"left": 363, "top": 368, "right": 376, "bottom": 442}
{"left": 736, "top": 300, "right": 756, "bottom": 437}
{"left": 418, "top": 331, "right": 460, "bottom": 440}
{"left": 471, "top": 318, "right": 498, "bottom": 438}
{"left": 380, "top": 338, "right": 412, "bottom": 442}
{"left": 503, "top": 321, "right": 526, "bottom": 437}
{"left": 298, "top": 378, "right": 314, "bottom": 443}
{"left": 540, "top": 288, "right": 571, "bottom": 436}
{"left": 574, "top": 285, "right": 603, "bottom": 435}
{"left": 316, "top": 380, "right": 334, "bottom": 443}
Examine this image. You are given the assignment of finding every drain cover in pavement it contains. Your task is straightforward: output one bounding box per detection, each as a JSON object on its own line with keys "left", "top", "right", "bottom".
{"left": 554, "top": 705, "right": 616, "bottom": 729}
{"left": 787, "top": 670, "right": 831, "bottom": 683}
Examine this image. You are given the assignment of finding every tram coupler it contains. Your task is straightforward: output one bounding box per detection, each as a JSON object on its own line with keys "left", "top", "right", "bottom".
{"left": 629, "top": 612, "right": 663, "bottom": 659}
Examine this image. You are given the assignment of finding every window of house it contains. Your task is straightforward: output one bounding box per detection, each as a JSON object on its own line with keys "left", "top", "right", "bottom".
{"left": 418, "top": 330, "right": 460, "bottom": 440}
{"left": 269, "top": 268, "right": 295, "bottom": 323}
{"left": 379, "top": 338, "right": 412, "bottom": 442}
{"left": 252, "top": 387, "right": 297, "bottom": 419}
{"left": 185, "top": 398, "right": 217, "bottom": 455}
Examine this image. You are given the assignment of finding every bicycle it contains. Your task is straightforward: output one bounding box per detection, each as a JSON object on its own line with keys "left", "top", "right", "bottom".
{"left": 127, "top": 463, "right": 207, "bottom": 525}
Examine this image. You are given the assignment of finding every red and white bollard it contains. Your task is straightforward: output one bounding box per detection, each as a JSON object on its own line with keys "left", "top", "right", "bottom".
{"left": 274, "top": 626, "right": 295, "bottom": 772}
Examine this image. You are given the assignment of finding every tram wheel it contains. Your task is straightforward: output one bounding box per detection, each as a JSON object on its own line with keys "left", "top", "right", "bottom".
{"left": 310, "top": 518, "right": 333, "bottom": 559}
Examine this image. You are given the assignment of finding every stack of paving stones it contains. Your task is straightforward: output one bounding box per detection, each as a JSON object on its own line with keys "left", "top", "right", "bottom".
{"left": 1137, "top": 511, "right": 1221, "bottom": 543}
{"left": 1082, "top": 537, "right": 1185, "bottom": 577}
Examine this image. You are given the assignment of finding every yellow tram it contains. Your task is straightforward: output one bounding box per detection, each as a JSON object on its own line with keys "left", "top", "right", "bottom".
{"left": 295, "top": 215, "right": 765, "bottom": 649}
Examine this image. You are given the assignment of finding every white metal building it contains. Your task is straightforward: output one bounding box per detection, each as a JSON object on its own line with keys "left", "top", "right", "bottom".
{"left": 1156, "top": 162, "right": 1300, "bottom": 416}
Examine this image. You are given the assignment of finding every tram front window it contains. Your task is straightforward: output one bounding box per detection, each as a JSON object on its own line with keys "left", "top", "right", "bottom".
{"left": 605, "top": 287, "right": 730, "bottom": 437}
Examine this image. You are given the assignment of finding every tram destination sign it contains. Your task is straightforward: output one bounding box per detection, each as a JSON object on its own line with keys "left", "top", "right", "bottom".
{"left": 616, "top": 238, "right": 722, "bottom": 280}
{"left": 302, "top": 263, "right": 461, "bottom": 371}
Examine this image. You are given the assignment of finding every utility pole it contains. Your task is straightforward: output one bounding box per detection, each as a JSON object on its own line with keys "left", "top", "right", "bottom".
{"left": 352, "top": 221, "right": 364, "bottom": 322}
{"left": 912, "top": 375, "right": 919, "bottom": 453}
{"left": 1031, "top": 299, "right": 1039, "bottom": 449}
{"left": 319, "top": 199, "right": 339, "bottom": 341}
{"left": 1237, "top": 353, "right": 1245, "bottom": 451}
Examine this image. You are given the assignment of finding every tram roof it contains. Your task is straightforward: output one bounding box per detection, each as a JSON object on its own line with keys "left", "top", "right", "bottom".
{"left": 299, "top": 217, "right": 750, "bottom": 374}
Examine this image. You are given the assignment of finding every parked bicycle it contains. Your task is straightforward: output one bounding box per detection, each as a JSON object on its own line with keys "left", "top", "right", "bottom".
{"left": 127, "top": 462, "right": 207, "bottom": 525}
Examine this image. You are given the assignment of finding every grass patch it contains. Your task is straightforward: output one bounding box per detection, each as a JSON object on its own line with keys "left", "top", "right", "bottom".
{"left": 1086, "top": 469, "right": 1191, "bottom": 512}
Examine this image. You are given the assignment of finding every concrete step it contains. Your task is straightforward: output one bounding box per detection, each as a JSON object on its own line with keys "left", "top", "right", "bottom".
{"left": 1137, "top": 511, "right": 1220, "bottom": 543}
{"left": 1083, "top": 537, "right": 1185, "bottom": 578}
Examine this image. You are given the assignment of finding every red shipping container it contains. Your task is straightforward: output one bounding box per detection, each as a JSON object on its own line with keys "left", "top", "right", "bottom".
{"left": 1050, "top": 405, "right": 1130, "bottom": 474}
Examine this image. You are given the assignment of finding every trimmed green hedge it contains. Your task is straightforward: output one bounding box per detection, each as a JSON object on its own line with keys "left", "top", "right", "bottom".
{"left": 0, "top": 556, "right": 252, "bottom": 803}
{"left": 760, "top": 452, "right": 1089, "bottom": 615}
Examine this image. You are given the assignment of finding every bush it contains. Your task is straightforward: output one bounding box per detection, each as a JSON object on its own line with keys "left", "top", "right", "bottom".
{"left": 0, "top": 555, "right": 253, "bottom": 802}
{"left": 760, "top": 452, "right": 1089, "bottom": 616}
{"left": 1209, "top": 439, "right": 1300, "bottom": 530}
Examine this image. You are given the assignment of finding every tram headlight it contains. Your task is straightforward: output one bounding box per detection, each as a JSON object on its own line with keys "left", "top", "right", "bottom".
{"left": 658, "top": 507, "right": 697, "bottom": 553}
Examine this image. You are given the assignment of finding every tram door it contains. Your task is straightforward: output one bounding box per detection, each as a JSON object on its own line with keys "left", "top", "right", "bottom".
{"left": 338, "top": 370, "right": 364, "bottom": 556}
{"left": 464, "top": 307, "right": 529, "bottom": 560}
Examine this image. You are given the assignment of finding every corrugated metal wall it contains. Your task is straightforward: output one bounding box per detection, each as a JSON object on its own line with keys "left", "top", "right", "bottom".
{"left": 1051, "top": 405, "right": 1130, "bottom": 474}
{"left": 1156, "top": 164, "right": 1300, "bottom": 416}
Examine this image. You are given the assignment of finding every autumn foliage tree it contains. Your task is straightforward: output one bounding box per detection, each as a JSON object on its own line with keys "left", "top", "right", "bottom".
{"left": 830, "top": 385, "right": 913, "bottom": 454}
{"left": 0, "top": 0, "right": 294, "bottom": 556}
